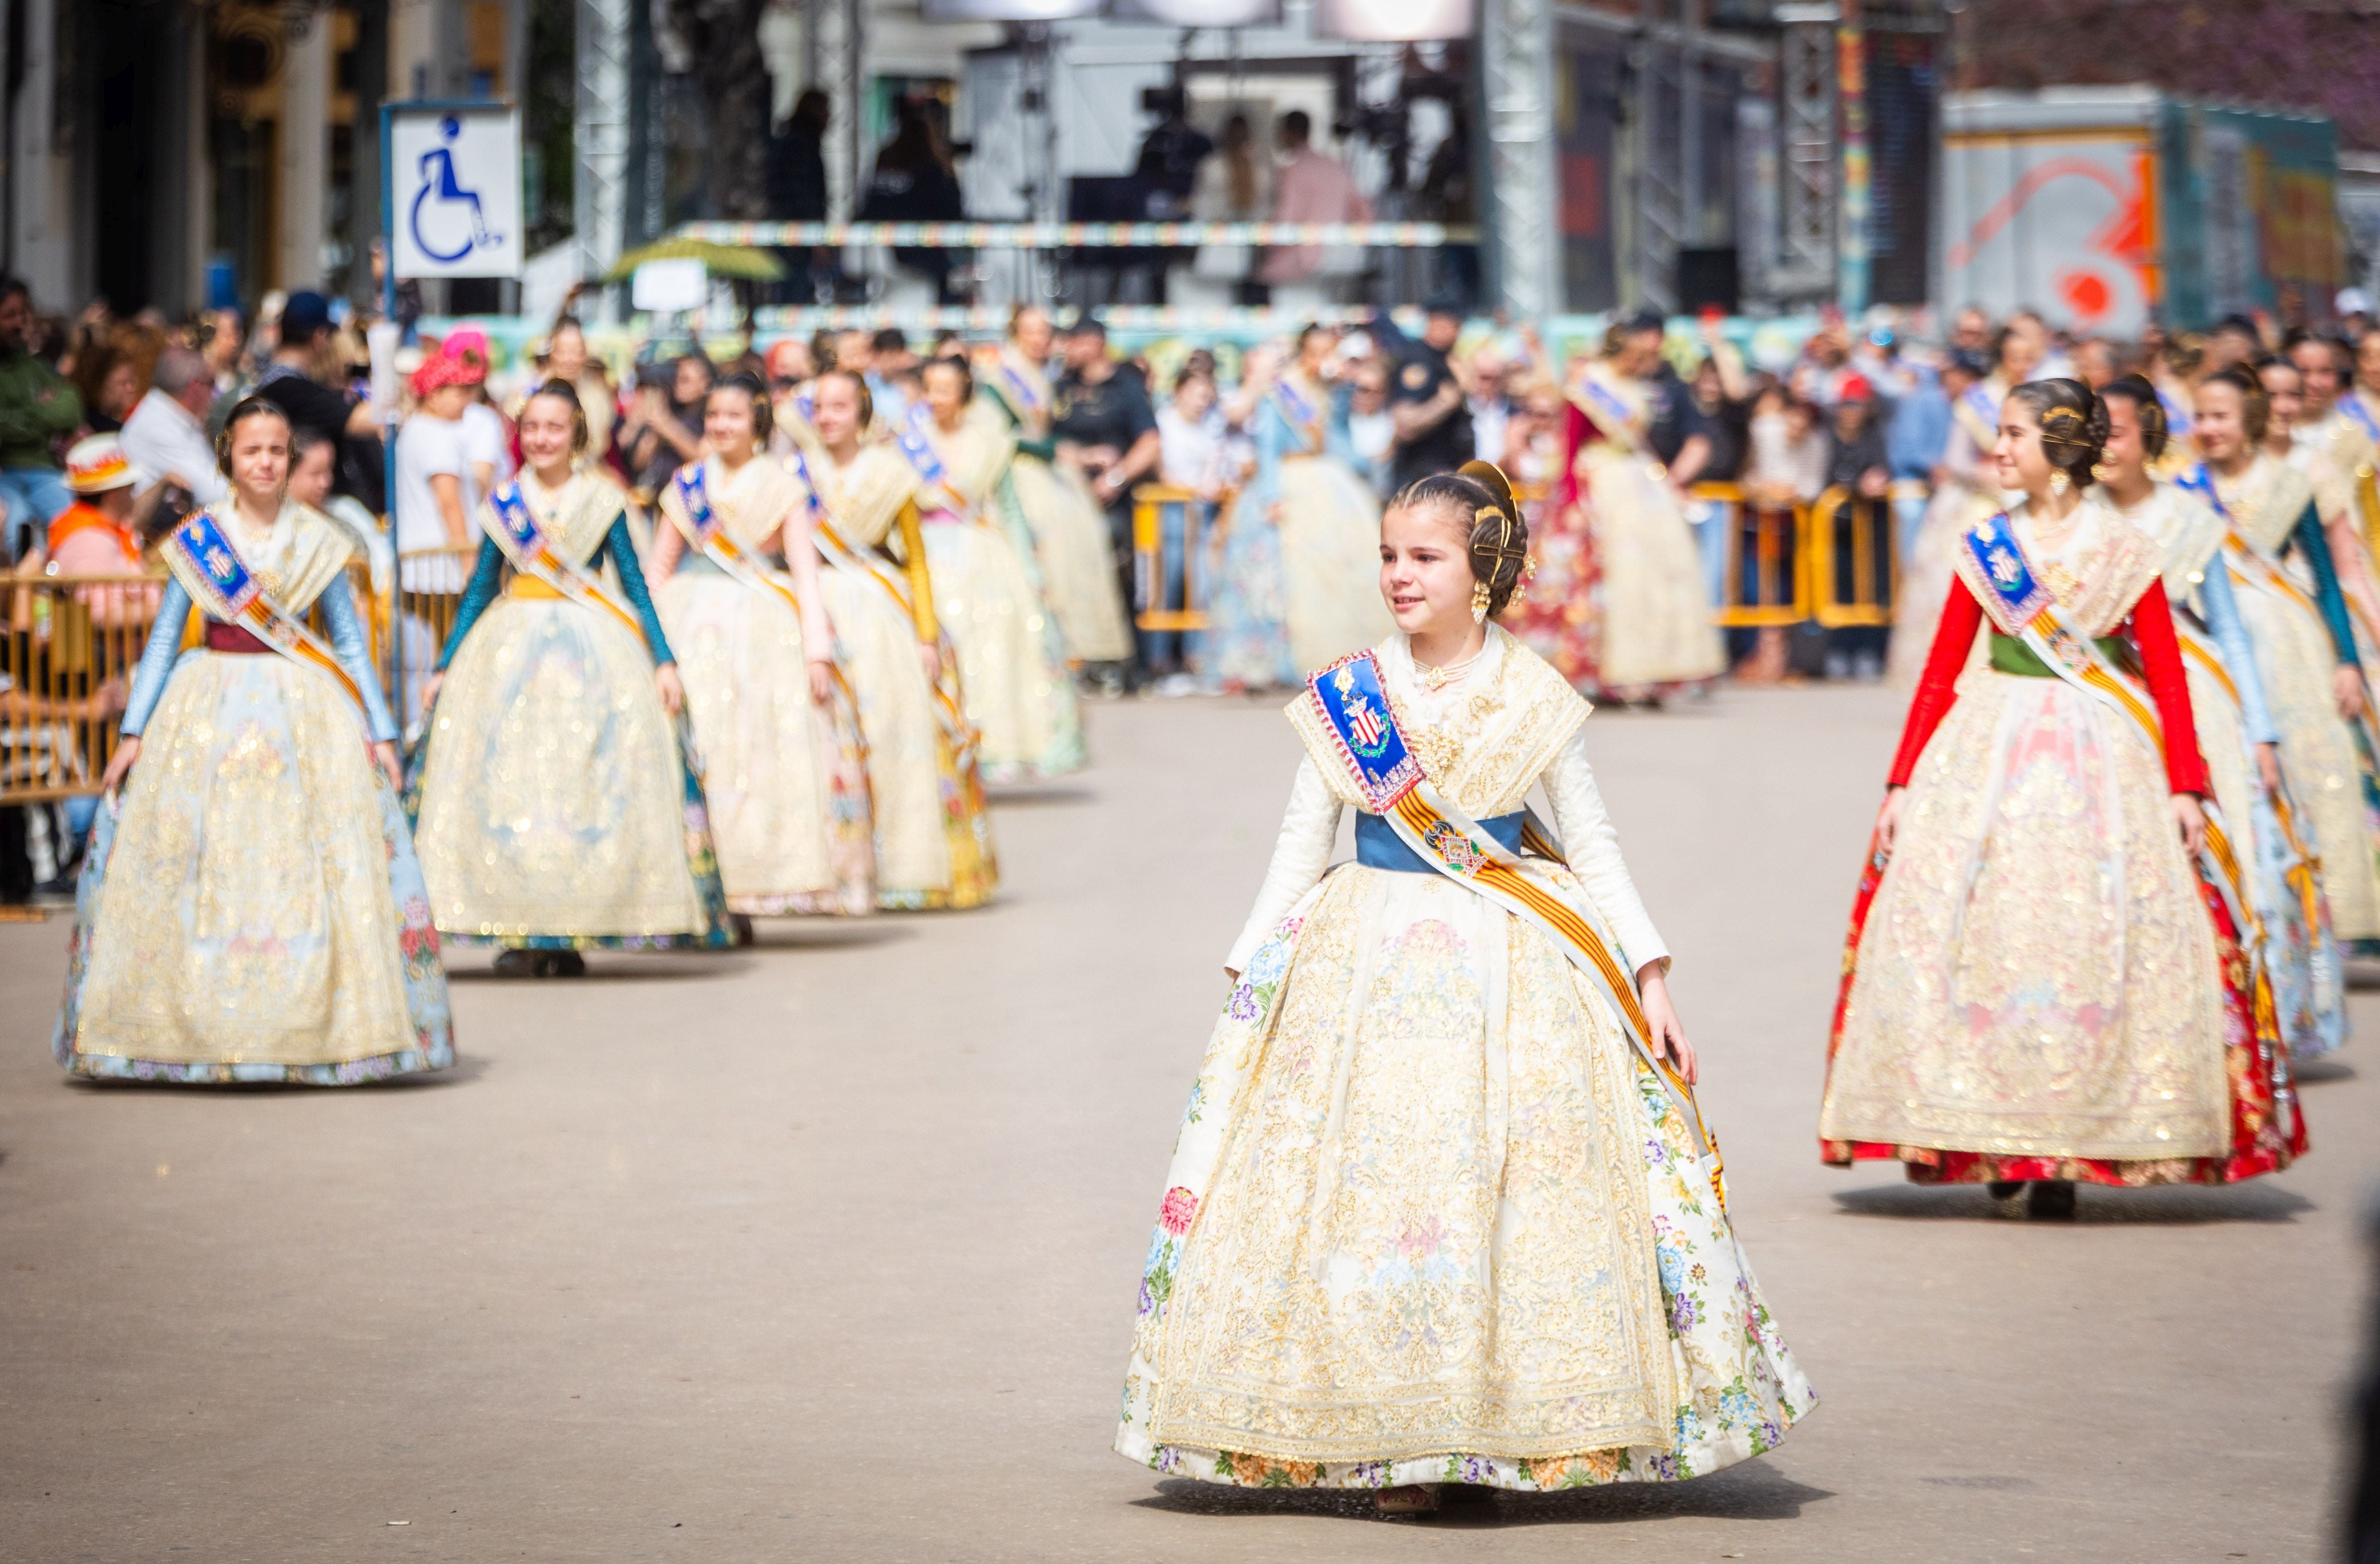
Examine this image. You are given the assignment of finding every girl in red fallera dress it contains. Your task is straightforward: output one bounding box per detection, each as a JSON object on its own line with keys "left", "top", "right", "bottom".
{"left": 1819, "top": 379, "right": 2303, "bottom": 1218}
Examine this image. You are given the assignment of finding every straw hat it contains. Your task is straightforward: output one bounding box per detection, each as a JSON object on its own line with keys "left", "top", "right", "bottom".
{"left": 64, "top": 434, "right": 141, "bottom": 495}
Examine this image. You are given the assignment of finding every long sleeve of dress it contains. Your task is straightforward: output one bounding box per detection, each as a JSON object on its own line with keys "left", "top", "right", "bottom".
{"left": 434, "top": 536, "right": 507, "bottom": 670}
{"left": 597, "top": 516, "right": 675, "bottom": 664}
{"left": 1540, "top": 726, "right": 1671, "bottom": 976}
{"left": 1223, "top": 756, "right": 1343, "bottom": 976}
{"left": 2195, "top": 562, "right": 2282, "bottom": 746}
{"left": 2288, "top": 504, "right": 2362, "bottom": 668}
{"left": 2129, "top": 578, "right": 2209, "bottom": 797}
{"left": 645, "top": 508, "right": 687, "bottom": 582}
{"left": 1887, "top": 578, "right": 1985, "bottom": 786}
{"left": 119, "top": 578, "right": 194, "bottom": 737}
{"left": 320, "top": 575, "right": 400, "bottom": 743}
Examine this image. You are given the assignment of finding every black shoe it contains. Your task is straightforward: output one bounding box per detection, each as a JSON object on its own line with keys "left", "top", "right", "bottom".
{"left": 729, "top": 913, "right": 755, "bottom": 948}
{"left": 533, "top": 950, "right": 586, "bottom": 978}
{"left": 493, "top": 949, "right": 537, "bottom": 978}
{"left": 1987, "top": 1180, "right": 2025, "bottom": 1200}
{"left": 2026, "top": 1179, "right": 2077, "bottom": 1220}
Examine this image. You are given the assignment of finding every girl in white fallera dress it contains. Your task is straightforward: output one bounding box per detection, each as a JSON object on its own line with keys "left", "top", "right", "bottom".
{"left": 57, "top": 398, "right": 452, "bottom": 1082}
{"left": 648, "top": 376, "right": 876, "bottom": 920}
{"left": 1116, "top": 463, "right": 1812, "bottom": 1515}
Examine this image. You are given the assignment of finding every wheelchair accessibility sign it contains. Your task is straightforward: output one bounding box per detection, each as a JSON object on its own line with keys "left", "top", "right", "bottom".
{"left": 388, "top": 106, "right": 522, "bottom": 279}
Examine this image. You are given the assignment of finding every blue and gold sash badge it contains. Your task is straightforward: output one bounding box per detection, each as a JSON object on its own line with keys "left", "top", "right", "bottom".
{"left": 1304, "top": 650, "right": 1422, "bottom": 813}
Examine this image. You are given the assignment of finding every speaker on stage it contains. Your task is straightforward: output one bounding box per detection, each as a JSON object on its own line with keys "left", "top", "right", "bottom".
{"left": 1677, "top": 247, "right": 1740, "bottom": 316}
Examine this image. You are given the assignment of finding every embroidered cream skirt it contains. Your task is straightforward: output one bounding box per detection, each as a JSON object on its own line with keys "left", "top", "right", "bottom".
{"left": 412, "top": 592, "right": 734, "bottom": 939}
{"left": 820, "top": 562, "right": 998, "bottom": 909}
{"left": 1117, "top": 863, "right": 1813, "bottom": 1489}
{"left": 1584, "top": 450, "right": 1724, "bottom": 693}
{"left": 654, "top": 562, "right": 874, "bottom": 915}
{"left": 1823, "top": 670, "right": 2230, "bottom": 1160}
{"left": 1006, "top": 453, "right": 1132, "bottom": 664}
{"left": 921, "top": 515, "right": 1084, "bottom": 782}
{"left": 56, "top": 650, "right": 452, "bottom": 1082}
{"left": 2232, "top": 567, "right": 2380, "bottom": 941}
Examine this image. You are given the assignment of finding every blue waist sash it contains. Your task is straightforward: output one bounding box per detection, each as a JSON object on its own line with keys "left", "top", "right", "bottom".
{"left": 1357, "top": 809, "right": 1527, "bottom": 873}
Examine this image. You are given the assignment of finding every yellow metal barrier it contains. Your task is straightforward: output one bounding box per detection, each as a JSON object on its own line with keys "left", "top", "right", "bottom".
{"left": 1704, "top": 483, "right": 1813, "bottom": 628}
{"left": 0, "top": 553, "right": 400, "bottom": 804}
{"left": 0, "top": 571, "right": 159, "bottom": 802}
{"left": 1808, "top": 485, "right": 1897, "bottom": 628}
{"left": 1130, "top": 483, "right": 1224, "bottom": 634}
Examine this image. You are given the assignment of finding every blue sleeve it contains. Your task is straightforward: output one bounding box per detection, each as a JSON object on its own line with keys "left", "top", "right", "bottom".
{"left": 2288, "top": 504, "right": 2361, "bottom": 668}
{"left": 1253, "top": 400, "right": 1287, "bottom": 470}
{"left": 1366, "top": 308, "right": 1415, "bottom": 356}
{"left": 2197, "top": 561, "right": 2281, "bottom": 745}
{"left": 119, "top": 578, "right": 194, "bottom": 738}
{"left": 320, "top": 572, "right": 399, "bottom": 743}
{"left": 597, "top": 515, "right": 675, "bottom": 665}
{"left": 435, "top": 536, "right": 506, "bottom": 671}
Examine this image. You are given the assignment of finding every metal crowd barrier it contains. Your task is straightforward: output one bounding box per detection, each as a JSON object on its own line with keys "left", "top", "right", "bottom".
{"left": 0, "top": 558, "right": 385, "bottom": 804}
{"left": 1130, "top": 483, "right": 1227, "bottom": 635}
{"left": 1701, "top": 482, "right": 1897, "bottom": 629}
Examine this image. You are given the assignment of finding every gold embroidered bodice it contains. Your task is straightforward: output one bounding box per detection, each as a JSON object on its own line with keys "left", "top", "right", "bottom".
{"left": 2213, "top": 453, "right": 2318, "bottom": 558}
{"left": 485, "top": 466, "right": 625, "bottom": 565}
{"left": 1948, "top": 495, "right": 2163, "bottom": 638}
{"left": 662, "top": 453, "right": 804, "bottom": 553}
{"left": 1287, "top": 628, "right": 1592, "bottom": 820}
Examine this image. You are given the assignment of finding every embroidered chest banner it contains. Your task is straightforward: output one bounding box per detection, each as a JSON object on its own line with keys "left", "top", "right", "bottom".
{"left": 1304, "top": 651, "right": 1422, "bottom": 812}
{"left": 1272, "top": 379, "right": 1323, "bottom": 452}
{"left": 673, "top": 463, "right": 721, "bottom": 547}
{"left": 893, "top": 403, "right": 949, "bottom": 487}
{"left": 488, "top": 481, "right": 644, "bottom": 639}
{"left": 995, "top": 357, "right": 1047, "bottom": 424}
{"left": 166, "top": 509, "right": 365, "bottom": 712}
{"left": 1962, "top": 509, "right": 2055, "bottom": 628}
{"left": 168, "top": 507, "right": 265, "bottom": 621}
{"left": 2344, "top": 394, "right": 2380, "bottom": 443}
{"left": 2173, "top": 463, "right": 2228, "bottom": 520}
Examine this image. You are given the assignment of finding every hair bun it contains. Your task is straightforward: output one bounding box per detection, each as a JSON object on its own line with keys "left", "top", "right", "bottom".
{"left": 1458, "top": 459, "right": 1518, "bottom": 524}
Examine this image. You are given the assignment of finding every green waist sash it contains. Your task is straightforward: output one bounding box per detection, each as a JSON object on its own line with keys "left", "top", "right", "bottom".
{"left": 1989, "top": 630, "right": 2139, "bottom": 679}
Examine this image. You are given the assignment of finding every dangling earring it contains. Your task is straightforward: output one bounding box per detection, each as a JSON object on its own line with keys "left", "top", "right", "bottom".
{"left": 2090, "top": 461, "right": 2112, "bottom": 484}
{"left": 2049, "top": 468, "right": 2072, "bottom": 496}
{"left": 1470, "top": 578, "right": 1493, "bottom": 623}
{"left": 1506, "top": 555, "right": 1539, "bottom": 610}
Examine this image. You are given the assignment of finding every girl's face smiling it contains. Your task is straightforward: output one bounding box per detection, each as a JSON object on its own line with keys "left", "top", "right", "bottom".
{"left": 1378, "top": 498, "right": 1476, "bottom": 637}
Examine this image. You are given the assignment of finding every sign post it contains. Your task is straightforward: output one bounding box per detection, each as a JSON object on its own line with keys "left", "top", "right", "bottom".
{"left": 377, "top": 101, "right": 522, "bottom": 734}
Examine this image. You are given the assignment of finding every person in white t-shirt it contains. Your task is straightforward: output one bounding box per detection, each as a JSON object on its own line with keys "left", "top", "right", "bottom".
{"left": 395, "top": 355, "right": 477, "bottom": 588}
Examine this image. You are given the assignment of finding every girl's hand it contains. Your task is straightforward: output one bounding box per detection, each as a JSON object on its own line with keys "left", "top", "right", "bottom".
{"left": 654, "top": 663, "right": 685, "bottom": 717}
{"left": 371, "top": 740, "right": 404, "bottom": 792}
{"left": 917, "top": 642, "right": 942, "bottom": 685}
{"left": 807, "top": 656, "right": 833, "bottom": 705}
{"left": 421, "top": 670, "right": 445, "bottom": 710}
{"left": 1874, "top": 786, "right": 1907, "bottom": 853}
{"left": 101, "top": 735, "right": 141, "bottom": 793}
{"left": 2256, "top": 741, "right": 2283, "bottom": 796}
{"left": 2173, "top": 793, "right": 2207, "bottom": 857}
{"left": 1638, "top": 965, "right": 1697, "bottom": 1085}
{"left": 2336, "top": 665, "right": 2366, "bottom": 720}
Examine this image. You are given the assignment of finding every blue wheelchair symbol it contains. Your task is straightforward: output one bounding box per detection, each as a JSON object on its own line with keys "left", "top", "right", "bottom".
{"left": 410, "top": 116, "right": 501, "bottom": 264}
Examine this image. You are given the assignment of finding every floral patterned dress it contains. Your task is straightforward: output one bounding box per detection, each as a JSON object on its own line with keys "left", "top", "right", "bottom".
{"left": 56, "top": 502, "right": 453, "bottom": 1083}
{"left": 1822, "top": 497, "right": 2305, "bottom": 1187}
{"left": 1116, "top": 627, "right": 1813, "bottom": 1490}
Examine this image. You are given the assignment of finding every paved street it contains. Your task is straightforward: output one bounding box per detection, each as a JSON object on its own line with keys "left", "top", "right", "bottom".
{"left": 1, "top": 682, "right": 2370, "bottom": 1562}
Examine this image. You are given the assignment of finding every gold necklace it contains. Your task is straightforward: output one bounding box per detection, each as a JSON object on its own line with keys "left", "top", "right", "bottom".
{"left": 1415, "top": 648, "right": 1483, "bottom": 692}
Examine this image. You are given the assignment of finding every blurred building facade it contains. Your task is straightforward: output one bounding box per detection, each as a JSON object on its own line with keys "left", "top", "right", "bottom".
{"left": 0, "top": 0, "right": 1965, "bottom": 320}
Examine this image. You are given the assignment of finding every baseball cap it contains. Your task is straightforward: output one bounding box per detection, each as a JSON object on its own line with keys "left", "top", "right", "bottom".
{"left": 280, "top": 289, "right": 334, "bottom": 342}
